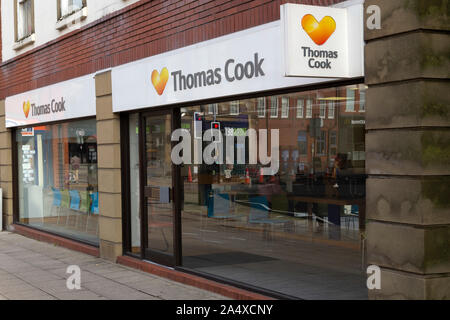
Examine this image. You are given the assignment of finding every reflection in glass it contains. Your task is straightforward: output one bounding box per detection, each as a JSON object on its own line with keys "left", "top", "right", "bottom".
{"left": 129, "top": 114, "right": 141, "bottom": 254}
{"left": 16, "top": 119, "right": 99, "bottom": 245}
{"left": 181, "top": 84, "right": 367, "bottom": 299}
{"left": 145, "top": 114, "right": 174, "bottom": 256}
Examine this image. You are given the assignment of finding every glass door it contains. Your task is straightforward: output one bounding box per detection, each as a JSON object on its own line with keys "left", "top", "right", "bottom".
{"left": 141, "top": 111, "right": 176, "bottom": 266}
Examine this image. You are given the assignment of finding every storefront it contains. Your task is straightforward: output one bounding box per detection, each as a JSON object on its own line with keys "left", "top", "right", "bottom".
{"left": 113, "top": 2, "right": 367, "bottom": 299}
{"left": 5, "top": 75, "right": 99, "bottom": 246}
{"left": 1, "top": 0, "right": 447, "bottom": 302}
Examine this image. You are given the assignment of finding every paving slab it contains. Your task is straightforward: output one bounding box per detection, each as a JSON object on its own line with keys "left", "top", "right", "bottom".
{"left": 0, "top": 232, "right": 227, "bottom": 300}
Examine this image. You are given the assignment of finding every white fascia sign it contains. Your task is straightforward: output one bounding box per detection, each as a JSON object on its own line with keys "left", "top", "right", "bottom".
{"left": 111, "top": 21, "right": 337, "bottom": 113}
{"left": 5, "top": 74, "right": 96, "bottom": 128}
{"left": 281, "top": 3, "right": 364, "bottom": 78}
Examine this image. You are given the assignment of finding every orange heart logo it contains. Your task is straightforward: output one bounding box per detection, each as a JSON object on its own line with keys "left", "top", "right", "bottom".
{"left": 23, "top": 101, "right": 31, "bottom": 118}
{"left": 151, "top": 68, "right": 169, "bottom": 96}
{"left": 301, "top": 14, "right": 336, "bottom": 46}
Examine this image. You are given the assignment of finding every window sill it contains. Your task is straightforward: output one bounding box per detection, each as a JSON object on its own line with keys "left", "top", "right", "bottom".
{"left": 56, "top": 7, "right": 88, "bottom": 31}
{"left": 13, "top": 34, "right": 36, "bottom": 51}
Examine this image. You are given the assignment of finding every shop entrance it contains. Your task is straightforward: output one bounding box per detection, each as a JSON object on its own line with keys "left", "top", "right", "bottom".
{"left": 140, "top": 111, "right": 178, "bottom": 266}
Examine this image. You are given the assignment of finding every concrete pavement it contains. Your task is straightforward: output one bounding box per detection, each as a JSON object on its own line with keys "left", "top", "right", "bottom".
{"left": 0, "top": 232, "right": 227, "bottom": 300}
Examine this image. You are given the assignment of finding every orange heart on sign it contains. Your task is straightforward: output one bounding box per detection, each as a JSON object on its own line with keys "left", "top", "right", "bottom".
{"left": 301, "top": 14, "right": 336, "bottom": 46}
{"left": 23, "top": 101, "right": 31, "bottom": 118}
{"left": 151, "top": 68, "right": 169, "bottom": 96}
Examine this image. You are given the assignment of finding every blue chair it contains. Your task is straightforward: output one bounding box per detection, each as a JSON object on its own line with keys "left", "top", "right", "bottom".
{"left": 52, "top": 188, "right": 62, "bottom": 225}
{"left": 69, "top": 190, "right": 81, "bottom": 210}
{"left": 69, "top": 190, "right": 81, "bottom": 229}
{"left": 52, "top": 188, "right": 62, "bottom": 207}
{"left": 90, "top": 192, "right": 99, "bottom": 215}
{"left": 89, "top": 192, "right": 99, "bottom": 235}
{"left": 83, "top": 192, "right": 100, "bottom": 234}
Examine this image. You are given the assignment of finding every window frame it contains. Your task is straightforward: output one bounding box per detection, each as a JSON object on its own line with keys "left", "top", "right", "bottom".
{"left": 281, "top": 97, "right": 289, "bottom": 119}
{"left": 359, "top": 90, "right": 366, "bottom": 113}
{"left": 57, "top": 0, "right": 86, "bottom": 20}
{"left": 319, "top": 101, "right": 327, "bottom": 119}
{"left": 316, "top": 130, "right": 327, "bottom": 156}
{"left": 296, "top": 99, "right": 304, "bottom": 119}
{"left": 306, "top": 99, "right": 313, "bottom": 119}
{"left": 229, "top": 101, "right": 240, "bottom": 115}
{"left": 298, "top": 131, "right": 308, "bottom": 156}
{"left": 14, "top": 0, "right": 35, "bottom": 42}
{"left": 328, "top": 101, "right": 335, "bottom": 119}
{"left": 270, "top": 97, "right": 279, "bottom": 118}
{"left": 346, "top": 88, "right": 356, "bottom": 112}
{"left": 207, "top": 103, "right": 219, "bottom": 115}
{"left": 257, "top": 97, "right": 266, "bottom": 118}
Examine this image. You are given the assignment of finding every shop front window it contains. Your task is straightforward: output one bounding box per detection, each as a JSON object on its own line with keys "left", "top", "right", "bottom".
{"left": 16, "top": 119, "right": 99, "bottom": 245}
{"left": 180, "top": 84, "right": 367, "bottom": 299}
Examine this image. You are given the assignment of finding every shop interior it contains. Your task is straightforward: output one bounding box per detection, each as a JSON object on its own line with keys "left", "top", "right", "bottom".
{"left": 16, "top": 119, "right": 99, "bottom": 245}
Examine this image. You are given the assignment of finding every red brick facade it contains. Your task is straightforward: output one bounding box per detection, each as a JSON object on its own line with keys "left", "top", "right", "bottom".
{"left": 0, "top": 0, "right": 344, "bottom": 100}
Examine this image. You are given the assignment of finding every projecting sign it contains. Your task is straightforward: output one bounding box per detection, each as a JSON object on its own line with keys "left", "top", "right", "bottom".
{"left": 281, "top": 3, "right": 364, "bottom": 78}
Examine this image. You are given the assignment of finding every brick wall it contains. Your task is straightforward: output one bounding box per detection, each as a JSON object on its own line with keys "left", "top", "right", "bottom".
{"left": 0, "top": 0, "right": 344, "bottom": 100}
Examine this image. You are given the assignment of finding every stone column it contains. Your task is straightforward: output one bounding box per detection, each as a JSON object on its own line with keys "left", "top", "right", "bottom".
{"left": 0, "top": 100, "right": 14, "bottom": 230}
{"left": 365, "top": 0, "right": 450, "bottom": 299}
{"left": 95, "top": 71, "right": 123, "bottom": 261}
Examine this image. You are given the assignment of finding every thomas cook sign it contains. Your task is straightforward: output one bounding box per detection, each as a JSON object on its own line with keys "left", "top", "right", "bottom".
{"left": 281, "top": 3, "right": 364, "bottom": 78}
{"left": 112, "top": 21, "right": 335, "bottom": 113}
{"left": 5, "top": 74, "right": 96, "bottom": 128}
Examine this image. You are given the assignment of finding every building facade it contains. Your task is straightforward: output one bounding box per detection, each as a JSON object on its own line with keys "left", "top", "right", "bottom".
{"left": 0, "top": 0, "right": 448, "bottom": 300}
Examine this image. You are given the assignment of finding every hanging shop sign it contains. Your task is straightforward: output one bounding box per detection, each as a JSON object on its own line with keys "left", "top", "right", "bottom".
{"left": 281, "top": 3, "right": 364, "bottom": 78}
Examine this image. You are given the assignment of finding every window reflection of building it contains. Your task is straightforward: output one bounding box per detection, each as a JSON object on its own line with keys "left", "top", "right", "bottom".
{"left": 257, "top": 97, "right": 266, "bottom": 118}
{"left": 296, "top": 99, "right": 304, "bottom": 118}
{"left": 270, "top": 97, "right": 278, "bottom": 118}
{"left": 120, "top": 83, "right": 369, "bottom": 298}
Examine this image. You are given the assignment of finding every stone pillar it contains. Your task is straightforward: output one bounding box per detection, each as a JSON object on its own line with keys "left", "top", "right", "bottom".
{"left": 0, "top": 100, "right": 14, "bottom": 230}
{"left": 95, "top": 71, "right": 123, "bottom": 261}
{"left": 365, "top": 0, "right": 450, "bottom": 299}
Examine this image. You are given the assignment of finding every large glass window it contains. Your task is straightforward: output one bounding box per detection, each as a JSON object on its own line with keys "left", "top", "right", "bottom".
{"left": 16, "top": 119, "right": 99, "bottom": 245}
{"left": 180, "top": 84, "right": 367, "bottom": 299}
